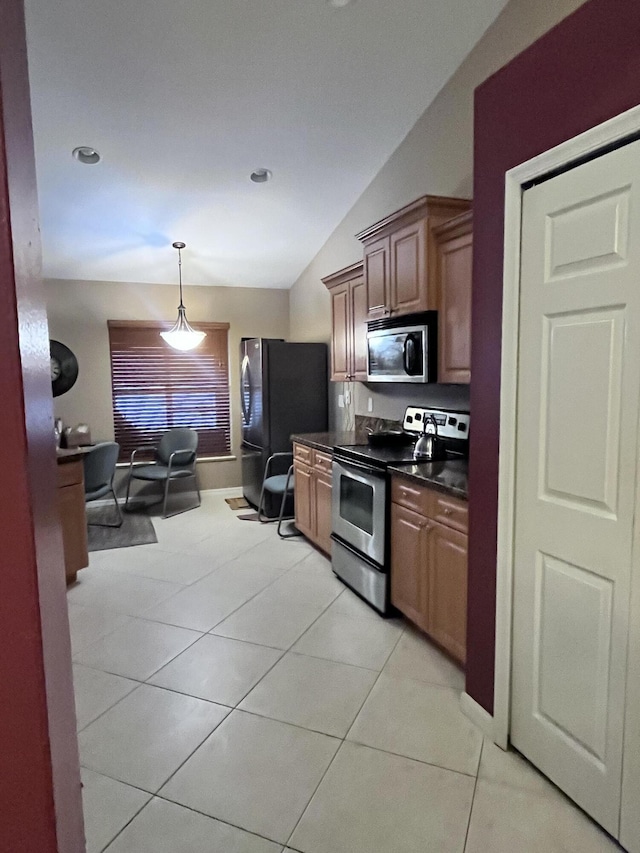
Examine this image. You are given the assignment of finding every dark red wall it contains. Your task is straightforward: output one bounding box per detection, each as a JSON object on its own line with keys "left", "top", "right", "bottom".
{"left": 467, "top": 0, "right": 640, "bottom": 713}
{"left": 0, "top": 0, "right": 84, "bottom": 849}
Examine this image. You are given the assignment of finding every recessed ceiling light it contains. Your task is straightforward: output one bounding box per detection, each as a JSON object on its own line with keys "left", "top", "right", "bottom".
{"left": 250, "top": 168, "right": 272, "bottom": 183}
{"left": 327, "top": 0, "right": 356, "bottom": 7}
{"left": 72, "top": 146, "right": 101, "bottom": 165}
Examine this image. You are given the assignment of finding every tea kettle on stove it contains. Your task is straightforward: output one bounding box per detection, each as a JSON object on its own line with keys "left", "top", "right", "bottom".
{"left": 413, "top": 415, "right": 447, "bottom": 461}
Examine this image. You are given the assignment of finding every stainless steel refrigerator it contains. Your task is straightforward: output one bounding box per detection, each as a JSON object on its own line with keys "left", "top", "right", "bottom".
{"left": 240, "top": 338, "right": 328, "bottom": 515}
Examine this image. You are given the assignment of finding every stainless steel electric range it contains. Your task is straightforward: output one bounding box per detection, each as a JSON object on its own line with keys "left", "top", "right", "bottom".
{"left": 331, "top": 406, "right": 470, "bottom": 615}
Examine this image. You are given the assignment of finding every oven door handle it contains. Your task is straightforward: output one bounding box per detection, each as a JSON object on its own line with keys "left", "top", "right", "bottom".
{"left": 334, "top": 458, "right": 384, "bottom": 477}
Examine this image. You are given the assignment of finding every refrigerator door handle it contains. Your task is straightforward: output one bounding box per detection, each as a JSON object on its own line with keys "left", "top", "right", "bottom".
{"left": 241, "top": 355, "right": 252, "bottom": 426}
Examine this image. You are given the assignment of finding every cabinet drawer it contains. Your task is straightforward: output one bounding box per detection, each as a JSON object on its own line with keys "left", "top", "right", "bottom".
{"left": 391, "top": 477, "right": 432, "bottom": 516}
{"left": 431, "top": 493, "right": 468, "bottom": 534}
{"left": 57, "top": 459, "right": 83, "bottom": 488}
{"left": 313, "top": 450, "right": 333, "bottom": 476}
{"left": 293, "top": 443, "right": 312, "bottom": 465}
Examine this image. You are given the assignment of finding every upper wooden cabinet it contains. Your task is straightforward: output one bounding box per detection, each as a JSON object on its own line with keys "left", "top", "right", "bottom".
{"left": 322, "top": 261, "right": 367, "bottom": 382}
{"left": 433, "top": 210, "right": 473, "bottom": 384}
{"left": 356, "top": 195, "right": 470, "bottom": 322}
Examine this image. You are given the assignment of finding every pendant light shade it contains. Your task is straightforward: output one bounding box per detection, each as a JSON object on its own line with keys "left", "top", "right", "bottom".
{"left": 160, "top": 242, "right": 206, "bottom": 351}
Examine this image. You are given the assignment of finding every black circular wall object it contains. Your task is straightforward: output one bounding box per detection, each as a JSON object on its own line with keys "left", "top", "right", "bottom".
{"left": 50, "top": 340, "right": 79, "bottom": 397}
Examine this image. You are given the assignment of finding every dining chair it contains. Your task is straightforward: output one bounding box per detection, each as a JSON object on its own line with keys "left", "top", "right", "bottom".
{"left": 124, "top": 427, "right": 200, "bottom": 518}
{"left": 83, "top": 441, "right": 123, "bottom": 527}
{"left": 257, "top": 451, "right": 300, "bottom": 538}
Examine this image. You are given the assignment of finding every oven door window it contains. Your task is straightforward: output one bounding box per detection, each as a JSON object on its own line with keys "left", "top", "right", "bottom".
{"left": 339, "top": 475, "right": 374, "bottom": 534}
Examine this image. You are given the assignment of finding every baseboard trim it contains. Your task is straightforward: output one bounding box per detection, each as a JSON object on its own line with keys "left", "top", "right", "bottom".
{"left": 460, "top": 692, "right": 497, "bottom": 742}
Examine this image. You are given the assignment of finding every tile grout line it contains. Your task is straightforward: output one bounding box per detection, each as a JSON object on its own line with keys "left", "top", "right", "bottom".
{"left": 73, "top": 556, "right": 339, "bottom": 735}
{"left": 283, "top": 623, "right": 406, "bottom": 848}
{"left": 96, "top": 785, "right": 152, "bottom": 853}
{"left": 78, "top": 518, "right": 485, "bottom": 851}
{"left": 462, "top": 739, "right": 484, "bottom": 853}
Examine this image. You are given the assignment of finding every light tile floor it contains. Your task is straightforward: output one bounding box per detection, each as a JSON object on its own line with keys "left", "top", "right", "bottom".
{"left": 68, "top": 489, "right": 621, "bottom": 853}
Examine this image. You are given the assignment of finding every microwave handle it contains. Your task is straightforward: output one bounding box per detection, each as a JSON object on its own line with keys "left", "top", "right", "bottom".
{"left": 403, "top": 335, "right": 416, "bottom": 375}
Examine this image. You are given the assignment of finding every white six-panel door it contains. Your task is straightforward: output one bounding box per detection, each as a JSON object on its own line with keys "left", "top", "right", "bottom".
{"left": 511, "top": 138, "right": 640, "bottom": 837}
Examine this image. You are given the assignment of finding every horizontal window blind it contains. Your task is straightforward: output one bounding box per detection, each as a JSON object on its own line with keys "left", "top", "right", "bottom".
{"left": 108, "top": 320, "right": 231, "bottom": 461}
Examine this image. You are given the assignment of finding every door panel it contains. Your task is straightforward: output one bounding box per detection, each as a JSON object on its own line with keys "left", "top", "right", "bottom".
{"left": 241, "top": 338, "right": 264, "bottom": 449}
{"left": 512, "top": 139, "right": 640, "bottom": 837}
{"left": 315, "top": 473, "right": 333, "bottom": 556}
{"left": 436, "top": 225, "right": 472, "bottom": 383}
{"left": 330, "top": 283, "right": 349, "bottom": 381}
{"left": 390, "top": 502, "right": 429, "bottom": 632}
{"left": 428, "top": 522, "right": 467, "bottom": 664}
{"left": 541, "top": 310, "right": 623, "bottom": 514}
{"left": 350, "top": 275, "right": 368, "bottom": 380}
{"left": 294, "top": 462, "right": 313, "bottom": 540}
{"left": 534, "top": 553, "right": 613, "bottom": 761}
{"left": 390, "top": 219, "right": 427, "bottom": 315}
{"left": 364, "top": 237, "right": 389, "bottom": 319}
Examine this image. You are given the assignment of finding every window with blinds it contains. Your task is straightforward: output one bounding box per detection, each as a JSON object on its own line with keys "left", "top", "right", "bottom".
{"left": 108, "top": 321, "right": 231, "bottom": 460}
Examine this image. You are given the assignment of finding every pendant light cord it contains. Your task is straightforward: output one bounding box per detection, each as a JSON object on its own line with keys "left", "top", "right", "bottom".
{"left": 177, "top": 245, "right": 184, "bottom": 309}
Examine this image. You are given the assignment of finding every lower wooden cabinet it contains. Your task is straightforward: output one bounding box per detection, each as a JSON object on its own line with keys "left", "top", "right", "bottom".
{"left": 390, "top": 502, "right": 430, "bottom": 633}
{"left": 57, "top": 458, "right": 89, "bottom": 584}
{"left": 293, "top": 443, "right": 333, "bottom": 555}
{"left": 428, "top": 521, "right": 468, "bottom": 663}
{"left": 390, "top": 477, "right": 468, "bottom": 663}
{"left": 293, "top": 460, "right": 314, "bottom": 540}
{"left": 315, "top": 472, "right": 333, "bottom": 555}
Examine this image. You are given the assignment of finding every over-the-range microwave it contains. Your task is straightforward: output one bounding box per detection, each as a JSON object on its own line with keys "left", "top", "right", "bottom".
{"left": 366, "top": 311, "right": 437, "bottom": 383}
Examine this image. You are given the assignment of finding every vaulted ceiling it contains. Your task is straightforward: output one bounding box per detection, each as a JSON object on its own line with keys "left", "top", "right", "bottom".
{"left": 25, "top": 0, "right": 508, "bottom": 288}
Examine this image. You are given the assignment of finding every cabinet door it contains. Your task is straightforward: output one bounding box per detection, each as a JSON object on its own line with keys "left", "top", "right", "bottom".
{"left": 390, "top": 219, "right": 428, "bottom": 315}
{"left": 58, "top": 482, "right": 89, "bottom": 583}
{"left": 437, "top": 227, "right": 472, "bottom": 383}
{"left": 350, "top": 274, "right": 368, "bottom": 380}
{"left": 364, "top": 236, "right": 390, "bottom": 320}
{"left": 428, "top": 521, "right": 468, "bottom": 663}
{"left": 390, "top": 501, "right": 430, "bottom": 632}
{"left": 314, "top": 472, "right": 333, "bottom": 556}
{"left": 330, "top": 282, "right": 350, "bottom": 381}
{"left": 294, "top": 462, "right": 314, "bottom": 540}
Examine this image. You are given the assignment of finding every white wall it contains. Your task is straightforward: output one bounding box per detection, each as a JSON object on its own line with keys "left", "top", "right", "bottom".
{"left": 46, "top": 278, "right": 290, "bottom": 489}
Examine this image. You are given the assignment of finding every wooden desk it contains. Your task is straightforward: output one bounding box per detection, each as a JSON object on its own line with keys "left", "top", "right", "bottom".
{"left": 56, "top": 450, "right": 89, "bottom": 583}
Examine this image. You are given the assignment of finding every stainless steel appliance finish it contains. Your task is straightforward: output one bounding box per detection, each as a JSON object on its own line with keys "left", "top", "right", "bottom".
{"left": 240, "top": 338, "right": 328, "bottom": 513}
{"left": 331, "top": 405, "right": 470, "bottom": 615}
{"left": 332, "top": 457, "right": 387, "bottom": 566}
{"left": 366, "top": 312, "right": 437, "bottom": 383}
{"left": 332, "top": 538, "right": 388, "bottom": 614}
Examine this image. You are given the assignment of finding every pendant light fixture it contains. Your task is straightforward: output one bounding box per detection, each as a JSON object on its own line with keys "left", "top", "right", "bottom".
{"left": 160, "top": 242, "right": 206, "bottom": 351}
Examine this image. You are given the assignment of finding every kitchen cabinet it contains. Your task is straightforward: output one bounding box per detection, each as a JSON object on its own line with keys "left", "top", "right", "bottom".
{"left": 433, "top": 210, "right": 473, "bottom": 384}
{"left": 57, "top": 456, "right": 89, "bottom": 584}
{"left": 322, "top": 261, "right": 367, "bottom": 382}
{"left": 293, "top": 443, "right": 333, "bottom": 555}
{"left": 390, "top": 477, "right": 468, "bottom": 663}
{"left": 356, "top": 195, "right": 470, "bottom": 322}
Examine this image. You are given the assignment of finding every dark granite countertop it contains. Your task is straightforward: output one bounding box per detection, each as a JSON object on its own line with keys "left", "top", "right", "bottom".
{"left": 291, "top": 432, "right": 357, "bottom": 453}
{"left": 292, "top": 432, "right": 468, "bottom": 500}
{"left": 388, "top": 458, "right": 468, "bottom": 501}
{"left": 56, "top": 447, "right": 91, "bottom": 464}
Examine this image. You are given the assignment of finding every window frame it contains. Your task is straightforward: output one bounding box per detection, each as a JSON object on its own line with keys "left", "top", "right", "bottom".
{"left": 107, "top": 319, "right": 232, "bottom": 462}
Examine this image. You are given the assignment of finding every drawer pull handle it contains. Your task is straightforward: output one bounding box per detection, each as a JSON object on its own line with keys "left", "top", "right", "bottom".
{"left": 443, "top": 507, "right": 453, "bottom": 516}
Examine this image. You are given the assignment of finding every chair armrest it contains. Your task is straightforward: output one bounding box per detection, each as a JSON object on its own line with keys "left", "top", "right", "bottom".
{"left": 166, "top": 449, "right": 196, "bottom": 477}
{"left": 128, "top": 446, "right": 158, "bottom": 470}
{"left": 262, "top": 452, "right": 294, "bottom": 479}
